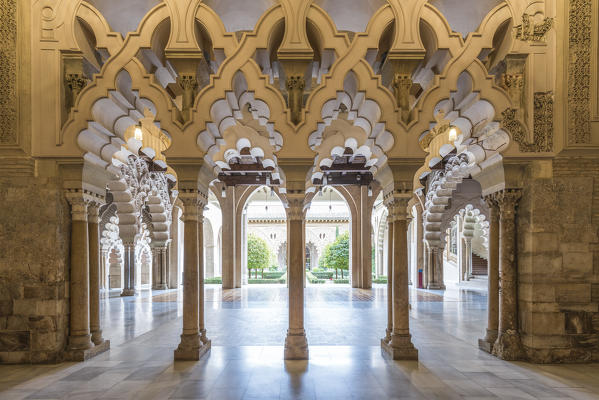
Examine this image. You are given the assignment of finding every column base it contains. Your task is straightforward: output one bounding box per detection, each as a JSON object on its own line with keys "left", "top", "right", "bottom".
{"left": 91, "top": 330, "right": 104, "bottom": 346}
{"left": 67, "top": 334, "right": 93, "bottom": 351}
{"left": 174, "top": 334, "right": 211, "bottom": 361}
{"left": 492, "top": 330, "right": 524, "bottom": 361}
{"left": 426, "top": 283, "right": 445, "bottom": 290}
{"left": 120, "top": 288, "right": 136, "bottom": 296}
{"left": 381, "top": 328, "right": 392, "bottom": 345}
{"left": 65, "top": 340, "right": 110, "bottom": 361}
{"left": 284, "top": 331, "right": 309, "bottom": 360}
{"left": 152, "top": 284, "right": 168, "bottom": 290}
{"left": 381, "top": 334, "right": 418, "bottom": 360}
{"left": 478, "top": 329, "right": 498, "bottom": 353}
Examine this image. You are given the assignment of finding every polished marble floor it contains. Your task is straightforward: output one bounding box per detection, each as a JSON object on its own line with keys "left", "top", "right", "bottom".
{"left": 1, "top": 282, "right": 599, "bottom": 400}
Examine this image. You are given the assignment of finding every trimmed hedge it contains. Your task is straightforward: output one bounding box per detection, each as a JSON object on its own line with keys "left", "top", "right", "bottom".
{"left": 248, "top": 278, "right": 283, "bottom": 284}
{"left": 205, "top": 277, "right": 222, "bottom": 284}
{"left": 306, "top": 271, "right": 325, "bottom": 284}
{"left": 312, "top": 271, "right": 334, "bottom": 279}
{"left": 263, "top": 271, "right": 285, "bottom": 279}
{"left": 373, "top": 276, "right": 388, "bottom": 284}
{"left": 333, "top": 278, "right": 350, "bottom": 284}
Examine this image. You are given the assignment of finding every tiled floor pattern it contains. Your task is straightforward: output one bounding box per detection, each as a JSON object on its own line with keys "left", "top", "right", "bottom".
{"left": 1, "top": 283, "right": 598, "bottom": 399}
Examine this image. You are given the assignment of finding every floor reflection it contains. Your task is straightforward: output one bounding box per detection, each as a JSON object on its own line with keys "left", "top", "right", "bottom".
{"left": 2, "top": 283, "right": 598, "bottom": 399}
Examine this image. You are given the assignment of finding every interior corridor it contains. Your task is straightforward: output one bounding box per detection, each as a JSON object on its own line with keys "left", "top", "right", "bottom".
{"left": 1, "top": 285, "right": 598, "bottom": 400}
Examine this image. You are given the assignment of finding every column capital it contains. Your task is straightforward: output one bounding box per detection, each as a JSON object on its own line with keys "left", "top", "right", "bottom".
{"left": 385, "top": 193, "right": 411, "bottom": 222}
{"left": 65, "top": 189, "right": 104, "bottom": 222}
{"left": 87, "top": 201, "right": 103, "bottom": 224}
{"left": 490, "top": 189, "right": 522, "bottom": 215}
{"left": 285, "top": 198, "right": 306, "bottom": 221}
{"left": 178, "top": 189, "right": 207, "bottom": 222}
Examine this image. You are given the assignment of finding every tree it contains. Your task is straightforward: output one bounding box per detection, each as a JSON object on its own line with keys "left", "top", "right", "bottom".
{"left": 319, "top": 232, "right": 349, "bottom": 279}
{"left": 247, "top": 234, "right": 271, "bottom": 278}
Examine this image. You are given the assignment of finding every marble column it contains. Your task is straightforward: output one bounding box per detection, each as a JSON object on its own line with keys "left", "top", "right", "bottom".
{"left": 175, "top": 195, "right": 210, "bottom": 360}
{"left": 284, "top": 201, "right": 308, "bottom": 359}
{"left": 415, "top": 204, "right": 424, "bottom": 288}
{"left": 479, "top": 196, "right": 499, "bottom": 353}
{"left": 382, "top": 200, "right": 418, "bottom": 360}
{"left": 382, "top": 218, "right": 394, "bottom": 343}
{"left": 492, "top": 189, "right": 524, "bottom": 360}
{"left": 151, "top": 245, "right": 168, "bottom": 290}
{"left": 360, "top": 185, "right": 372, "bottom": 289}
{"left": 121, "top": 244, "right": 136, "bottom": 296}
{"left": 88, "top": 203, "right": 105, "bottom": 346}
{"left": 109, "top": 247, "right": 122, "bottom": 289}
{"left": 221, "top": 186, "right": 236, "bottom": 289}
{"left": 198, "top": 213, "right": 210, "bottom": 346}
{"left": 169, "top": 207, "right": 180, "bottom": 289}
{"left": 100, "top": 249, "right": 108, "bottom": 290}
{"left": 66, "top": 194, "right": 93, "bottom": 352}
{"left": 427, "top": 247, "right": 445, "bottom": 289}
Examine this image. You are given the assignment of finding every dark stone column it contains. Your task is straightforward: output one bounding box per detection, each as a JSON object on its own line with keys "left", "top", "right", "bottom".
{"left": 492, "top": 189, "right": 524, "bottom": 360}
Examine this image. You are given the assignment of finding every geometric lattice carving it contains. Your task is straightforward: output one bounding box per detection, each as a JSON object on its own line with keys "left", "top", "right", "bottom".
{"left": 568, "top": 0, "right": 592, "bottom": 144}
{"left": 500, "top": 92, "right": 554, "bottom": 153}
{"left": 0, "top": 0, "right": 17, "bottom": 144}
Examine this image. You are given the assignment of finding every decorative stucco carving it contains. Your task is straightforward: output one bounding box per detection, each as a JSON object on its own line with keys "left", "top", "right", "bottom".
{"left": 65, "top": 73, "right": 87, "bottom": 111}
{"left": 0, "top": 0, "right": 17, "bottom": 144}
{"left": 286, "top": 75, "right": 305, "bottom": 125}
{"left": 568, "top": 0, "right": 592, "bottom": 144}
{"left": 514, "top": 14, "right": 553, "bottom": 42}
{"left": 500, "top": 92, "right": 554, "bottom": 153}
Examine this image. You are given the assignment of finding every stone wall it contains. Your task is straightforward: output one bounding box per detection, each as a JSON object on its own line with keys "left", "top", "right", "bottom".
{"left": 0, "top": 175, "right": 71, "bottom": 363}
{"left": 518, "top": 159, "right": 599, "bottom": 363}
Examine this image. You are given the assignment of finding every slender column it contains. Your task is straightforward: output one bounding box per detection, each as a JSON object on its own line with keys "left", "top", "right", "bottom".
{"left": 382, "top": 218, "right": 394, "bottom": 343}
{"left": 221, "top": 186, "right": 236, "bottom": 289}
{"left": 121, "top": 243, "right": 136, "bottom": 296}
{"left": 88, "top": 203, "right": 105, "bottom": 346}
{"left": 415, "top": 204, "right": 424, "bottom": 288}
{"left": 284, "top": 201, "right": 308, "bottom": 359}
{"left": 66, "top": 194, "right": 93, "bottom": 351}
{"left": 100, "top": 250, "right": 108, "bottom": 290}
{"left": 175, "top": 194, "right": 210, "bottom": 360}
{"left": 492, "top": 189, "right": 524, "bottom": 360}
{"left": 360, "top": 185, "right": 372, "bottom": 288}
{"left": 382, "top": 199, "right": 418, "bottom": 360}
{"left": 151, "top": 245, "right": 168, "bottom": 290}
{"left": 465, "top": 238, "right": 473, "bottom": 280}
{"left": 198, "top": 213, "right": 210, "bottom": 345}
{"left": 479, "top": 196, "right": 499, "bottom": 353}
{"left": 427, "top": 247, "right": 445, "bottom": 289}
{"left": 169, "top": 207, "right": 180, "bottom": 289}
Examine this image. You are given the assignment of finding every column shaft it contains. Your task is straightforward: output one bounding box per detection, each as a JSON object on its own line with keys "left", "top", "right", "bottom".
{"left": 175, "top": 198, "right": 210, "bottom": 360}
{"left": 479, "top": 198, "right": 499, "bottom": 352}
{"left": 121, "top": 244, "right": 136, "bottom": 296}
{"left": 198, "top": 216, "right": 210, "bottom": 345}
{"left": 382, "top": 202, "right": 418, "bottom": 360}
{"left": 492, "top": 190, "right": 523, "bottom": 360}
{"left": 88, "top": 205, "right": 104, "bottom": 345}
{"left": 221, "top": 186, "right": 236, "bottom": 289}
{"left": 67, "top": 199, "right": 93, "bottom": 351}
{"left": 383, "top": 220, "right": 393, "bottom": 343}
{"left": 284, "top": 206, "right": 308, "bottom": 360}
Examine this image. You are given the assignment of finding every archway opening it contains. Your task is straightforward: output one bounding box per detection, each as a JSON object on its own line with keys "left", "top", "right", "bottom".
{"left": 305, "top": 186, "right": 351, "bottom": 284}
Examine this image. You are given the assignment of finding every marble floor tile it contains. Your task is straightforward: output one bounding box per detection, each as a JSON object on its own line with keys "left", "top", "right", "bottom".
{"left": 1, "top": 283, "right": 598, "bottom": 400}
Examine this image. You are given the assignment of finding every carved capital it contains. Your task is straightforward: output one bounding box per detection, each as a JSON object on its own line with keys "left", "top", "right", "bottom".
{"left": 286, "top": 75, "right": 305, "bottom": 125}
{"left": 286, "top": 198, "right": 305, "bottom": 221}
{"left": 87, "top": 202, "right": 102, "bottom": 224}
{"left": 490, "top": 189, "right": 522, "bottom": 217}
{"left": 65, "top": 191, "right": 90, "bottom": 222}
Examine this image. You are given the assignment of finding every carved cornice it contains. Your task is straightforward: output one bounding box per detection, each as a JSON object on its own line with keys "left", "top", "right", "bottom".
{"left": 568, "top": 0, "right": 592, "bottom": 144}
{"left": 500, "top": 92, "right": 554, "bottom": 153}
